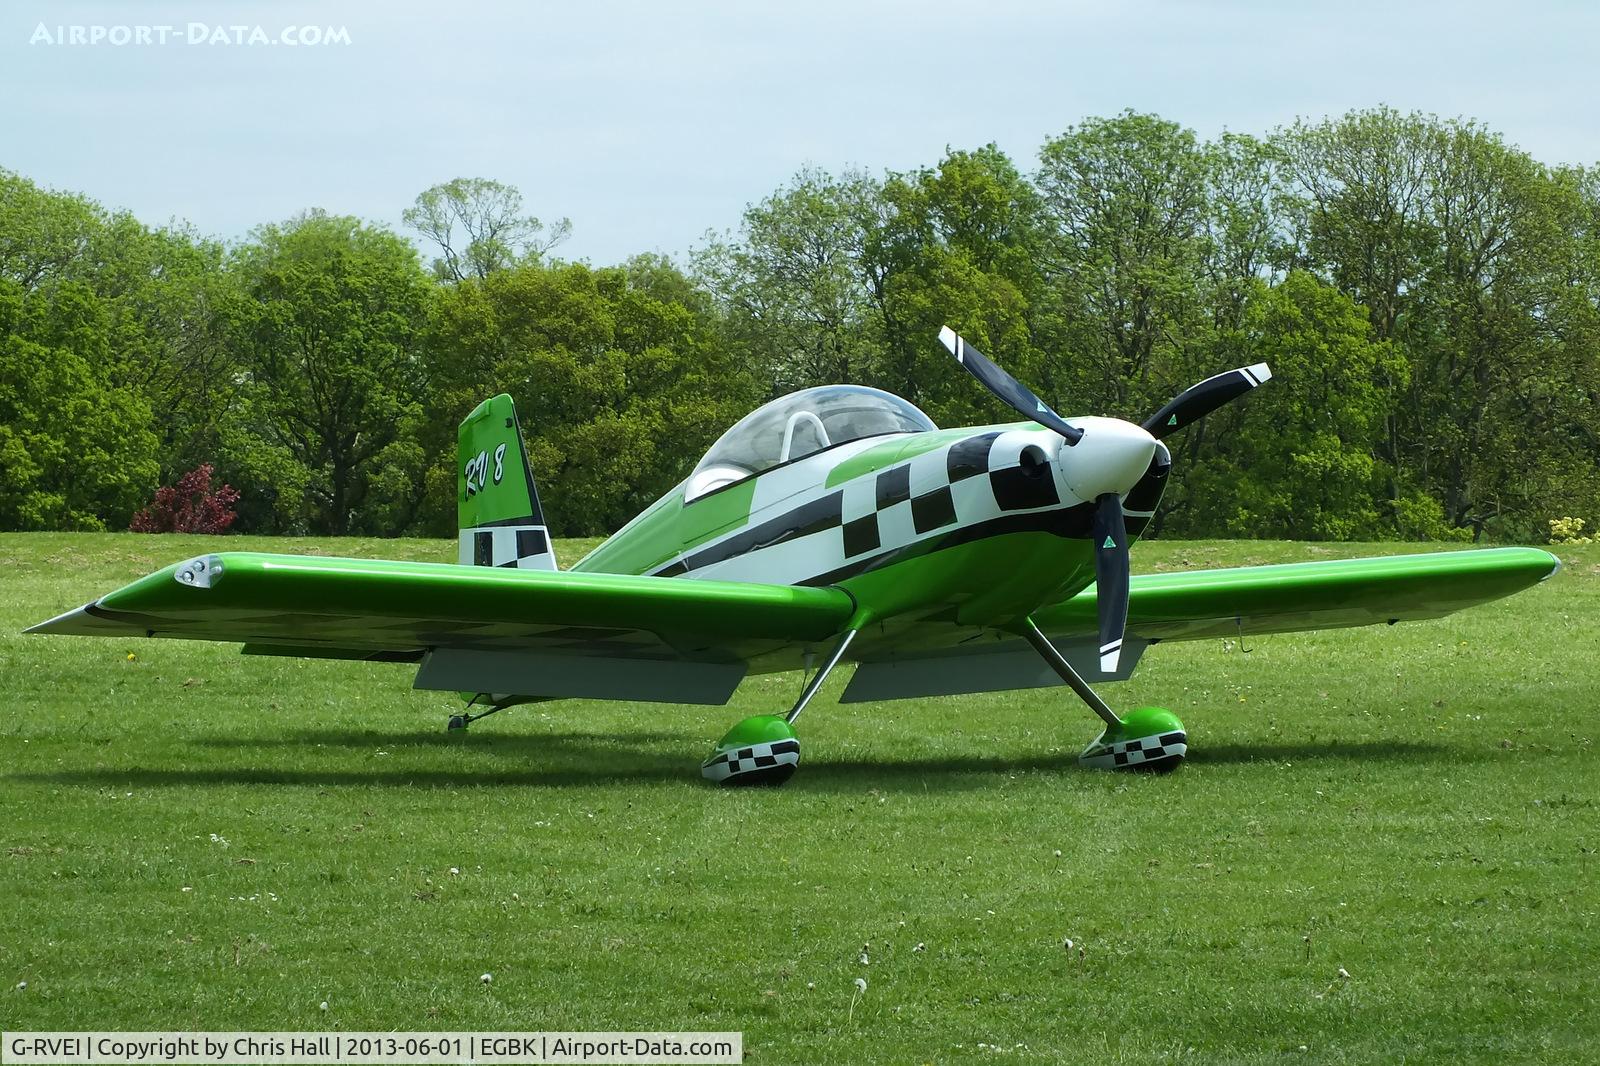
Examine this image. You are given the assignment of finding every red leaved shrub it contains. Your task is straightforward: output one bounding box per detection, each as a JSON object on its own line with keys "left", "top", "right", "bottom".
{"left": 130, "top": 464, "right": 241, "bottom": 534}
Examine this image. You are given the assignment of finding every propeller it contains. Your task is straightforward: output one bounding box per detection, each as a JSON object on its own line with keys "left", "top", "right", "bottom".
{"left": 1091, "top": 492, "right": 1129, "bottom": 673}
{"left": 1141, "top": 363, "right": 1272, "bottom": 439}
{"left": 937, "top": 326, "right": 1083, "bottom": 445}
{"left": 937, "top": 326, "right": 1271, "bottom": 675}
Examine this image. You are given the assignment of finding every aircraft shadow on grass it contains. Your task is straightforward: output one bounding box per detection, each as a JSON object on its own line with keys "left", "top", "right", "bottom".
{"left": 191, "top": 728, "right": 690, "bottom": 751}
{"left": 14, "top": 731, "right": 1474, "bottom": 793}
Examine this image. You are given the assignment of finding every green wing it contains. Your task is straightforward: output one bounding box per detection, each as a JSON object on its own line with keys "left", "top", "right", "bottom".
{"left": 28, "top": 552, "right": 856, "bottom": 705}
{"left": 28, "top": 546, "right": 1560, "bottom": 706}
{"left": 1038, "top": 546, "right": 1560, "bottom": 640}
{"left": 841, "top": 548, "right": 1559, "bottom": 702}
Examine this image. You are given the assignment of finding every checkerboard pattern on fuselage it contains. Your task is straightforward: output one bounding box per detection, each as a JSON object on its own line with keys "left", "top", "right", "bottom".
{"left": 650, "top": 428, "right": 1094, "bottom": 587}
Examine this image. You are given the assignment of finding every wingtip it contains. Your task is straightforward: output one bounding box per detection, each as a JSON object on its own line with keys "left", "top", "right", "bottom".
{"left": 1542, "top": 551, "right": 1563, "bottom": 581}
{"left": 1249, "top": 362, "right": 1272, "bottom": 383}
{"left": 937, "top": 325, "right": 958, "bottom": 355}
{"left": 1099, "top": 651, "right": 1119, "bottom": 674}
{"left": 24, "top": 604, "right": 93, "bottom": 635}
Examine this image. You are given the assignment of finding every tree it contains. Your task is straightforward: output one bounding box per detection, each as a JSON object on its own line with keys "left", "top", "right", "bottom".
{"left": 403, "top": 178, "right": 571, "bottom": 282}
{"left": 226, "top": 213, "right": 433, "bottom": 534}
{"left": 696, "top": 147, "right": 1052, "bottom": 428}
{"left": 695, "top": 168, "right": 882, "bottom": 393}
{"left": 1035, "top": 112, "right": 1213, "bottom": 418}
{"left": 1278, "top": 108, "right": 1437, "bottom": 340}
{"left": 0, "top": 170, "right": 100, "bottom": 291}
{"left": 1, "top": 171, "right": 245, "bottom": 490}
{"left": 5, "top": 108, "right": 1600, "bottom": 541}
{"left": 85, "top": 216, "right": 240, "bottom": 477}
{"left": 1165, "top": 272, "right": 1406, "bottom": 539}
{"left": 1277, "top": 109, "right": 1593, "bottom": 538}
{"left": 0, "top": 279, "right": 159, "bottom": 529}
{"left": 865, "top": 145, "right": 1052, "bottom": 426}
{"left": 424, "top": 257, "right": 758, "bottom": 536}
{"left": 1202, "top": 132, "right": 1290, "bottom": 333}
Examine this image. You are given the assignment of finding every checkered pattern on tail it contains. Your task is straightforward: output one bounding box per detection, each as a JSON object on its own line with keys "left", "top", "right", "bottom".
{"left": 701, "top": 738, "right": 801, "bottom": 784}
{"left": 458, "top": 525, "right": 557, "bottom": 571}
{"left": 1079, "top": 730, "right": 1187, "bottom": 770}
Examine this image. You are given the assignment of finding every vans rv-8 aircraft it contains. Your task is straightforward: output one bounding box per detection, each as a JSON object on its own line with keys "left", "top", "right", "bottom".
{"left": 31, "top": 328, "right": 1560, "bottom": 784}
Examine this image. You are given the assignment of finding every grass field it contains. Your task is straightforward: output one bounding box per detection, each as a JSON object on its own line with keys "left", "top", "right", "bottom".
{"left": 1, "top": 533, "right": 1596, "bottom": 1064}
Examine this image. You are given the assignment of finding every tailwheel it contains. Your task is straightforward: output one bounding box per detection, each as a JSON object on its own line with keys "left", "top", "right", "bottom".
{"left": 445, "top": 699, "right": 509, "bottom": 733}
{"left": 1078, "top": 706, "right": 1186, "bottom": 773}
{"left": 701, "top": 715, "right": 801, "bottom": 787}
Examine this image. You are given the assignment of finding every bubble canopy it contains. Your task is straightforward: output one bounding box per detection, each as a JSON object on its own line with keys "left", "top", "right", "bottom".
{"left": 686, "top": 385, "right": 938, "bottom": 501}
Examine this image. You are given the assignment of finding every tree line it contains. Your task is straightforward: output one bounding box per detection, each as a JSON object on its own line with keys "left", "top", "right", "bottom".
{"left": 2, "top": 108, "right": 1597, "bottom": 542}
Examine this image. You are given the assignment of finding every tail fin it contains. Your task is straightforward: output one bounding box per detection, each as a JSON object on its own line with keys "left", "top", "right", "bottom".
{"left": 457, "top": 394, "right": 557, "bottom": 571}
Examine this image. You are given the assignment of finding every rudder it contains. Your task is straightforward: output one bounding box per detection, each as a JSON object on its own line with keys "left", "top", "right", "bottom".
{"left": 457, "top": 394, "right": 557, "bottom": 571}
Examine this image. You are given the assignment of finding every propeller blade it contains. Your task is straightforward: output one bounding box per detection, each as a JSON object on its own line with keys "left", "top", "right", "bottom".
{"left": 1092, "top": 492, "right": 1130, "bottom": 674}
{"left": 1140, "top": 363, "right": 1272, "bottom": 440}
{"left": 938, "top": 326, "right": 1084, "bottom": 445}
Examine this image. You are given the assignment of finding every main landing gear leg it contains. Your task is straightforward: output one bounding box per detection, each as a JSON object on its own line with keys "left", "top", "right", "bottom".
{"left": 1021, "top": 619, "right": 1186, "bottom": 772}
{"left": 701, "top": 627, "right": 860, "bottom": 787}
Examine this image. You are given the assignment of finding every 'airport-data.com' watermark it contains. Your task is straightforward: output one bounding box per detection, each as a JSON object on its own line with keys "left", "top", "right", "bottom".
{"left": 30, "top": 23, "right": 352, "bottom": 47}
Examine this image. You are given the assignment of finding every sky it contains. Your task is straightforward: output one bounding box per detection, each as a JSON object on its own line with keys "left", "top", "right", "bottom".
{"left": 3, "top": 0, "right": 1599, "bottom": 264}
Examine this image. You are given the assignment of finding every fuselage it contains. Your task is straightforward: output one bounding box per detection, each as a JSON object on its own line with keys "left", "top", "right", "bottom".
{"left": 574, "top": 414, "right": 1170, "bottom": 632}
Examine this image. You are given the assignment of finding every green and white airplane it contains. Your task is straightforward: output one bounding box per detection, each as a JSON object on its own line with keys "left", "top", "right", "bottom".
{"left": 30, "top": 328, "right": 1559, "bottom": 784}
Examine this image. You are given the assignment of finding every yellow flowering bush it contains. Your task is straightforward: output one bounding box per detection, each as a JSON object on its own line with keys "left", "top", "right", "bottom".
{"left": 1548, "top": 516, "right": 1592, "bottom": 544}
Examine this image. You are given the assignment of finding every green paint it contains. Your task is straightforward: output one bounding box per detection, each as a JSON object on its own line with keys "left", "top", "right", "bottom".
{"left": 572, "top": 478, "right": 756, "bottom": 576}
{"left": 707, "top": 714, "right": 795, "bottom": 754}
{"left": 1103, "top": 536, "right": 1116, "bottom": 549}
{"left": 679, "top": 478, "right": 759, "bottom": 547}
{"left": 583, "top": 419, "right": 1055, "bottom": 576}
{"left": 1081, "top": 707, "right": 1185, "bottom": 757}
{"left": 457, "top": 394, "right": 535, "bottom": 527}
{"left": 1033, "top": 546, "right": 1560, "bottom": 641}
{"left": 29, "top": 539, "right": 1560, "bottom": 689}
{"left": 568, "top": 487, "right": 686, "bottom": 575}
{"left": 817, "top": 543, "right": 1558, "bottom": 662}
{"left": 839, "top": 531, "right": 1100, "bottom": 628}
{"left": 824, "top": 428, "right": 975, "bottom": 487}
{"left": 39, "top": 551, "right": 854, "bottom": 652}
{"left": 1167, "top": 414, "right": 1179, "bottom": 426}
{"left": 702, "top": 714, "right": 800, "bottom": 786}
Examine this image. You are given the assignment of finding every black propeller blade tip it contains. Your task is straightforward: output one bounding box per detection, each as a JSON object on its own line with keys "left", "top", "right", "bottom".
{"left": 1091, "top": 492, "right": 1130, "bottom": 674}
{"left": 1141, "top": 363, "right": 1272, "bottom": 439}
{"left": 937, "top": 326, "right": 1084, "bottom": 446}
